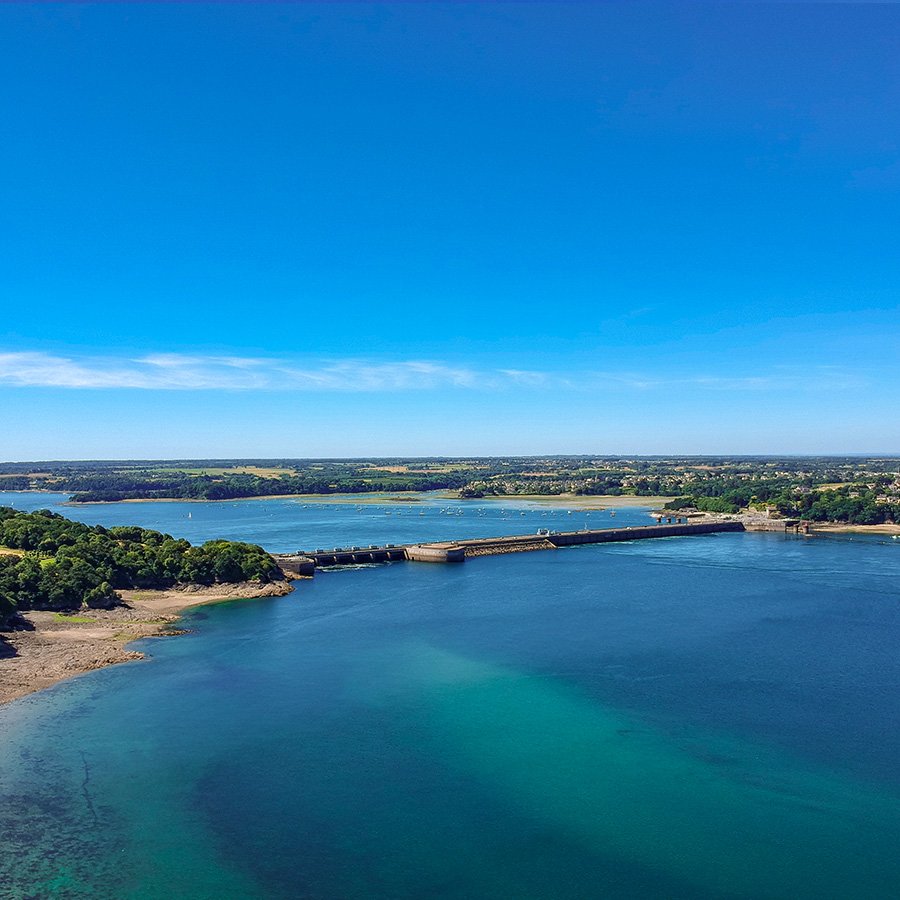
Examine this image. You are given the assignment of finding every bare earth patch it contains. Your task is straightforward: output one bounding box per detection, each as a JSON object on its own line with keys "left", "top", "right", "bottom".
{"left": 810, "top": 523, "right": 900, "bottom": 535}
{"left": 0, "top": 581, "right": 294, "bottom": 706}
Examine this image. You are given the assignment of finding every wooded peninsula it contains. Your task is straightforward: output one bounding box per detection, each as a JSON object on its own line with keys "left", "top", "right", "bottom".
{"left": 0, "top": 506, "right": 282, "bottom": 627}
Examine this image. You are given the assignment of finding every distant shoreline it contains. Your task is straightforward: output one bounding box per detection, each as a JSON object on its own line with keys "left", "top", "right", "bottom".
{"left": 7, "top": 488, "right": 896, "bottom": 534}
{"left": 478, "top": 493, "right": 671, "bottom": 509}
{"left": 54, "top": 490, "right": 670, "bottom": 509}
{"left": 809, "top": 522, "right": 900, "bottom": 535}
{"left": 60, "top": 492, "right": 434, "bottom": 506}
{"left": 0, "top": 580, "right": 294, "bottom": 707}
{"left": 663, "top": 509, "right": 900, "bottom": 537}
{"left": 0, "top": 489, "right": 64, "bottom": 494}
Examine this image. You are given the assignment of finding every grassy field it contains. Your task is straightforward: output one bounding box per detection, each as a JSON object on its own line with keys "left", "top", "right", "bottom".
{"left": 52, "top": 613, "right": 96, "bottom": 624}
{"left": 154, "top": 466, "right": 295, "bottom": 478}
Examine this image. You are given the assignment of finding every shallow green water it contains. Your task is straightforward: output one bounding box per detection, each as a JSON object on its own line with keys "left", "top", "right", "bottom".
{"left": 1, "top": 498, "right": 900, "bottom": 897}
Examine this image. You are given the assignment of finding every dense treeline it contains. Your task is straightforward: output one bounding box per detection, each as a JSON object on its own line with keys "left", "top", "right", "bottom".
{"left": 0, "top": 476, "right": 32, "bottom": 490}
{"left": 0, "top": 507, "right": 282, "bottom": 624}
{"left": 67, "top": 471, "right": 473, "bottom": 502}
{"left": 663, "top": 478, "right": 797, "bottom": 513}
{"left": 2, "top": 457, "right": 898, "bottom": 508}
{"left": 666, "top": 484, "right": 900, "bottom": 524}
{"left": 786, "top": 487, "right": 900, "bottom": 524}
{"left": 462, "top": 476, "right": 630, "bottom": 497}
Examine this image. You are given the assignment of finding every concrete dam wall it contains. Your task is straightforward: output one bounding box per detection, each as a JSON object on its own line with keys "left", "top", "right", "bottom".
{"left": 274, "top": 521, "right": 745, "bottom": 576}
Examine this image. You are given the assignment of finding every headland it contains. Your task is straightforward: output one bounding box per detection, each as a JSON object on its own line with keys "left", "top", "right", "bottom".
{"left": 0, "top": 581, "right": 293, "bottom": 706}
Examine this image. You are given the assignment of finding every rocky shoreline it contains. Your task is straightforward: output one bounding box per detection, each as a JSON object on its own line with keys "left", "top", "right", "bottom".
{"left": 654, "top": 507, "right": 900, "bottom": 536}
{"left": 0, "top": 580, "right": 294, "bottom": 706}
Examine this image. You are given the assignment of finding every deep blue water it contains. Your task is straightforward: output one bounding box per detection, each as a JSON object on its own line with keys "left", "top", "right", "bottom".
{"left": 1, "top": 493, "right": 900, "bottom": 898}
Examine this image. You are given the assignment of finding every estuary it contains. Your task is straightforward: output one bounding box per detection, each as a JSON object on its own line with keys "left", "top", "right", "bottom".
{"left": 1, "top": 493, "right": 899, "bottom": 898}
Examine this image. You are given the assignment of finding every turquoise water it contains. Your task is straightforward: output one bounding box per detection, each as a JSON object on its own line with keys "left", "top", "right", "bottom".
{"left": 0, "top": 490, "right": 648, "bottom": 550}
{"left": 2, "top": 494, "right": 900, "bottom": 898}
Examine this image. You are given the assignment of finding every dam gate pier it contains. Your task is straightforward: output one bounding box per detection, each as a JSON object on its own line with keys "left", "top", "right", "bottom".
{"left": 274, "top": 521, "right": 745, "bottom": 577}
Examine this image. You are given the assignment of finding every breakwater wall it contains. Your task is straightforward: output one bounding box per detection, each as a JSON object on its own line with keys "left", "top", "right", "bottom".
{"left": 274, "top": 521, "right": 744, "bottom": 576}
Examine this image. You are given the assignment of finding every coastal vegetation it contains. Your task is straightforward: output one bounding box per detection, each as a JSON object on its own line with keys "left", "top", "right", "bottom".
{"left": 0, "top": 507, "right": 282, "bottom": 624}
{"left": 666, "top": 484, "right": 900, "bottom": 525}
{"left": 2, "top": 457, "right": 898, "bottom": 525}
{"left": 0, "top": 459, "right": 473, "bottom": 501}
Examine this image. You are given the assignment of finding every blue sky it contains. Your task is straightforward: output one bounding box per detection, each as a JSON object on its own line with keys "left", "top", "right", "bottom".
{"left": 1, "top": 3, "right": 898, "bottom": 459}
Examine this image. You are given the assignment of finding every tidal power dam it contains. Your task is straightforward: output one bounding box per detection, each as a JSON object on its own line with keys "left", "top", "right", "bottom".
{"left": 274, "top": 520, "right": 746, "bottom": 576}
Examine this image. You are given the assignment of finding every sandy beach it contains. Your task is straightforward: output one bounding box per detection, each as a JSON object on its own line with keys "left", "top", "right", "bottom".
{"left": 659, "top": 507, "right": 900, "bottom": 537}
{"left": 0, "top": 580, "right": 294, "bottom": 706}
{"left": 810, "top": 523, "right": 900, "bottom": 535}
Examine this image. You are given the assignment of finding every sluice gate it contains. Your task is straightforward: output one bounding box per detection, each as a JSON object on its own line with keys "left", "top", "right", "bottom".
{"left": 274, "top": 521, "right": 745, "bottom": 576}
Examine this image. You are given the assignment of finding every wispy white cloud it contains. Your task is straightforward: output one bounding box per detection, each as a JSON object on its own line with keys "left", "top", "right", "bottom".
{"left": 274, "top": 361, "right": 480, "bottom": 391}
{"left": 0, "top": 352, "right": 269, "bottom": 390}
{"left": 0, "top": 352, "right": 485, "bottom": 392}
{"left": 0, "top": 351, "right": 867, "bottom": 394}
{"left": 496, "top": 369, "right": 551, "bottom": 387}
{"left": 588, "top": 367, "right": 866, "bottom": 392}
